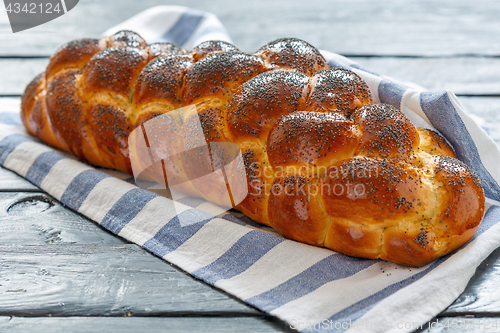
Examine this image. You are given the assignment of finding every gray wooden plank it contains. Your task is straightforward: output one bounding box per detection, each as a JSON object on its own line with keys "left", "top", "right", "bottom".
{"left": 0, "top": 192, "right": 127, "bottom": 245}
{"left": 2, "top": 57, "right": 500, "bottom": 96}
{"left": 0, "top": 316, "right": 291, "bottom": 333}
{"left": 2, "top": 84, "right": 499, "bottom": 149}
{"left": 0, "top": 59, "right": 48, "bottom": 96}
{"left": 0, "top": 167, "right": 39, "bottom": 191}
{"left": 0, "top": 0, "right": 499, "bottom": 57}
{"left": 0, "top": 244, "right": 260, "bottom": 316}
{"left": 418, "top": 317, "right": 500, "bottom": 332}
{"left": 354, "top": 56, "right": 500, "bottom": 95}
{"left": 439, "top": 246, "right": 500, "bottom": 316}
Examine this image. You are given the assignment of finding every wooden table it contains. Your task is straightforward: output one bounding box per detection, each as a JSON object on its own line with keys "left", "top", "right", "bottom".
{"left": 1, "top": 0, "right": 499, "bottom": 331}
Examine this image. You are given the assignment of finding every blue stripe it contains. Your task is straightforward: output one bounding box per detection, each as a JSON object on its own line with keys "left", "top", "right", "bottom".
{"left": 0, "top": 134, "right": 34, "bottom": 165}
{"left": 161, "top": 11, "right": 205, "bottom": 46}
{"left": 100, "top": 188, "right": 158, "bottom": 234}
{"left": 192, "top": 230, "right": 285, "bottom": 285}
{"left": 306, "top": 258, "right": 446, "bottom": 333}
{"left": 142, "top": 208, "right": 215, "bottom": 257}
{"left": 246, "top": 254, "right": 376, "bottom": 312}
{"left": 420, "top": 91, "right": 500, "bottom": 201}
{"left": 25, "top": 151, "right": 67, "bottom": 186}
{"left": 60, "top": 169, "right": 111, "bottom": 211}
{"left": 378, "top": 80, "right": 407, "bottom": 109}
{"left": 0, "top": 112, "right": 22, "bottom": 125}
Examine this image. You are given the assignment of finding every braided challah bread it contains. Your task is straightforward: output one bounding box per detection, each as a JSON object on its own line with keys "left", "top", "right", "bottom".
{"left": 21, "top": 30, "right": 485, "bottom": 267}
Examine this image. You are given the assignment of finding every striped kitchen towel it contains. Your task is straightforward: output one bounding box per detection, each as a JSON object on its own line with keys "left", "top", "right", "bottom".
{"left": 2, "top": 6, "right": 500, "bottom": 333}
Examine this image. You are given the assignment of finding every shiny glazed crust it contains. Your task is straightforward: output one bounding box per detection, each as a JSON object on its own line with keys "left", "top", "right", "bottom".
{"left": 21, "top": 31, "right": 485, "bottom": 267}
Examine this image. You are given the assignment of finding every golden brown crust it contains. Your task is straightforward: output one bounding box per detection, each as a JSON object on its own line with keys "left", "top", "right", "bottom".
{"left": 380, "top": 153, "right": 485, "bottom": 268}
{"left": 134, "top": 54, "right": 193, "bottom": 111}
{"left": 255, "top": 38, "right": 329, "bottom": 75}
{"left": 46, "top": 38, "right": 107, "bottom": 78}
{"left": 45, "top": 69, "right": 87, "bottom": 159}
{"left": 321, "top": 157, "right": 434, "bottom": 224}
{"left": 21, "top": 73, "right": 44, "bottom": 136}
{"left": 325, "top": 219, "right": 383, "bottom": 259}
{"left": 21, "top": 72, "right": 70, "bottom": 152}
{"left": 31, "top": 92, "right": 69, "bottom": 151}
{"left": 227, "top": 70, "right": 310, "bottom": 143}
{"left": 87, "top": 103, "right": 134, "bottom": 173}
{"left": 354, "top": 104, "right": 420, "bottom": 159}
{"left": 82, "top": 46, "right": 149, "bottom": 98}
{"left": 182, "top": 52, "right": 266, "bottom": 106}
{"left": 191, "top": 40, "right": 240, "bottom": 62}
{"left": 432, "top": 156, "right": 484, "bottom": 236}
{"left": 306, "top": 68, "right": 373, "bottom": 116}
{"left": 132, "top": 109, "right": 203, "bottom": 197}
{"left": 269, "top": 174, "right": 331, "bottom": 246}
{"left": 106, "top": 30, "right": 147, "bottom": 48}
{"left": 21, "top": 31, "right": 485, "bottom": 267}
{"left": 236, "top": 143, "right": 274, "bottom": 225}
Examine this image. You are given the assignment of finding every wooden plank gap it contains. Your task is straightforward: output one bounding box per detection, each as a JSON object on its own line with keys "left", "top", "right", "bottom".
{"left": 437, "top": 312, "right": 500, "bottom": 318}
{"left": 0, "top": 316, "right": 294, "bottom": 333}
{"left": 0, "top": 313, "right": 275, "bottom": 319}
{"left": 0, "top": 56, "right": 50, "bottom": 59}
{"left": 345, "top": 54, "right": 500, "bottom": 59}
{"left": 0, "top": 189, "right": 45, "bottom": 193}
{"left": 456, "top": 94, "right": 500, "bottom": 97}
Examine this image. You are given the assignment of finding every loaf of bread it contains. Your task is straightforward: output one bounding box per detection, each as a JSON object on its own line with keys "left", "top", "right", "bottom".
{"left": 21, "top": 30, "right": 485, "bottom": 267}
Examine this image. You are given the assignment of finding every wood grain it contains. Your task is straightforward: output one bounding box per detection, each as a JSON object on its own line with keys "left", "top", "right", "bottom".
{"left": 0, "top": 0, "right": 499, "bottom": 57}
{"left": 0, "top": 316, "right": 293, "bottom": 333}
{"left": 441, "top": 247, "right": 500, "bottom": 316}
{"left": 418, "top": 317, "right": 500, "bottom": 332}
{"left": 0, "top": 244, "right": 261, "bottom": 317}
{"left": 0, "top": 192, "right": 127, "bottom": 245}
{"left": 0, "top": 167, "right": 39, "bottom": 191}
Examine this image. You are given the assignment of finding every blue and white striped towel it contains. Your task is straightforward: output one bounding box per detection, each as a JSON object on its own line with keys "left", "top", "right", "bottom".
{"left": 2, "top": 6, "right": 500, "bottom": 333}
